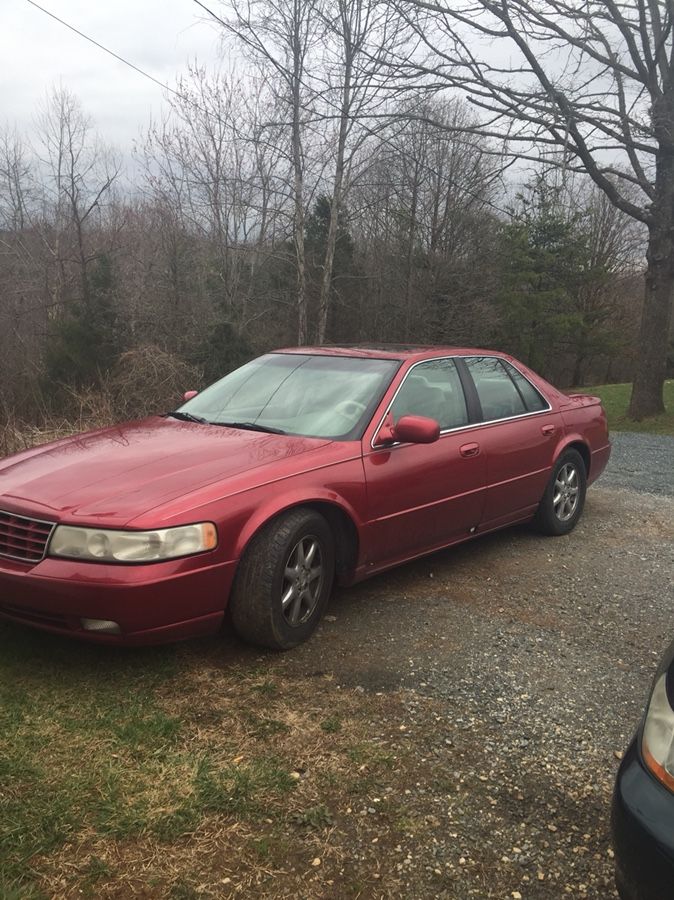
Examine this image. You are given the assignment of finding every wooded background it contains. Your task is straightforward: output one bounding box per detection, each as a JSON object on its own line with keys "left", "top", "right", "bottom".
{"left": 1, "top": 0, "right": 669, "bottom": 431}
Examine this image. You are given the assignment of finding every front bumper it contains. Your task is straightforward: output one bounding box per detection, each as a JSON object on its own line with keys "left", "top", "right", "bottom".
{"left": 0, "top": 552, "right": 237, "bottom": 645}
{"left": 612, "top": 737, "right": 674, "bottom": 900}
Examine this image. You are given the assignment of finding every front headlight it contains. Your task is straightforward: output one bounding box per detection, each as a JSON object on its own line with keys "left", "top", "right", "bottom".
{"left": 48, "top": 523, "right": 217, "bottom": 563}
{"left": 642, "top": 672, "right": 674, "bottom": 792}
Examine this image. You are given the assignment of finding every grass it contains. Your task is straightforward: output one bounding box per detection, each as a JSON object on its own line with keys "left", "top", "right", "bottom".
{"left": 320, "top": 714, "right": 342, "bottom": 734}
{"left": 0, "top": 623, "right": 416, "bottom": 898}
{"left": 0, "top": 632, "right": 184, "bottom": 890}
{"left": 0, "top": 628, "right": 279, "bottom": 894}
{"left": 290, "top": 804, "right": 335, "bottom": 830}
{"left": 575, "top": 379, "right": 674, "bottom": 435}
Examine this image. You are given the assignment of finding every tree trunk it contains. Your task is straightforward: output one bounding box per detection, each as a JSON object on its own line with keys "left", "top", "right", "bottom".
{"left": 293, "top": 162, "right": 307, "bottom": 345}
{"left": 317, "top": 31, "right": 353, "bottom": 345}
{"left": 628, "top": 234, "right": 673, "bottom": 418}
{"left": 404, "top": 164, "right": 420, "bottom": 340}
{"left": 73, "top": 211, "right": 90, "bottom": 310}
{"left": 628, "top": 98, "right": 674, "bottom": 420}
{"left": 317, "top": 193, "right": 340, "bottom": 345}
{"left": 572, "top": 353, "right": 585, "bottom": 388}
{"left": 291, "top": 4, "right": 308, "bottom": 346}
{"left": 604, "top": 357, "right": 614, "bottom": 384}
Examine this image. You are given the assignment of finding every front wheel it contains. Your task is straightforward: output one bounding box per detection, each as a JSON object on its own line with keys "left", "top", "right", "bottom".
{"left": 229, "top": 508, "right": 335, "bottom": 650}
{"left": 534, "top": 449, "right": 587, "bottom": 536}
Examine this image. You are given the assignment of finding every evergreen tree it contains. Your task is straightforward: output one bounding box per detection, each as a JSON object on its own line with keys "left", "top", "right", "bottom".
{"left": 497, "top": 180, "right": 610, "bottom": 380}
{"left": 305, "top": 196, "right": 358, "bottom": 342}
{"left": 191, "top": 321, "right": 253, "bottom": 385}
{"left": 45, "top": 253, "right": 121, "bottom": 389}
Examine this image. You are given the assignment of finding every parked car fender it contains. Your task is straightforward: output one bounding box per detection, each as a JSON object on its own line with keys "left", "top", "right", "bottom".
{"left": 231, "top": 487, "right": 364, "bottom": 566}
{"left": 552, "top": 433, "right": 592, "bottom": 477}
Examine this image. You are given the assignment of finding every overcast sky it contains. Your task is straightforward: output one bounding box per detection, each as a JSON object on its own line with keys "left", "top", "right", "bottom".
{"left": 1, "top": 0, "right": 224, "bottom": 151}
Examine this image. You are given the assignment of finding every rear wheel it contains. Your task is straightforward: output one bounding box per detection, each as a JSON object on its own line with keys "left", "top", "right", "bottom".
{"left": 229, "top": 508, "right": 335, "bottom": 650}
{"left": 534, "top": 449, "right": 587, "bottom": 536}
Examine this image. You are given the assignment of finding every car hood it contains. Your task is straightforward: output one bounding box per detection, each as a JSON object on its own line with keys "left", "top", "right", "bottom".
{"left": 0, "top": 417, "right": 332, "bottom": 526}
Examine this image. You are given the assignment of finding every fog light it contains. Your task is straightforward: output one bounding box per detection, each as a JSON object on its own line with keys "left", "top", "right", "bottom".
{"left": 80, "top": 618, "right": 121, "bottom": 634}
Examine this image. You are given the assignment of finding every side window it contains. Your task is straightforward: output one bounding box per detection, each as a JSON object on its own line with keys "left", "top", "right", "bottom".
{"left": 503, "top": 362, "right": 548, "bottom": 412}
{"left": 465, "top": 357, "right": 526, "bottom": 421}
{"left": 391, "top": 359, "right": 468, "bottom": 430}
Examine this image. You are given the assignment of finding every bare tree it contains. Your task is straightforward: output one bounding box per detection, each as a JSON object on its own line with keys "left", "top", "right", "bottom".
{"left": 0, "top": 71, "right": 652, "bottom": 423}
{"left": 0, "top": 128, "right": 32, "bottom": 231}
{"left": 392, "top": 0, "right": 673, "bottom": 418}
{"left": 198, "top": 0, "right": 324, "bottom": 344}
{"left": 141, "top": 66, "right": 298, "bottom": 350}
{"left": 36, "top": 86, "right": 120, "bottom": 315}
{"left": 314, "top": 0, "right": 404, "bottom": 342}
{"left": 568, "top": 179, "right": 644, "bottom": 386}
{"left": 0, "top": 126, "right": 43, "bottom": 411}
{"left": 349, "top": 98, "right": 503, "bottom": 340}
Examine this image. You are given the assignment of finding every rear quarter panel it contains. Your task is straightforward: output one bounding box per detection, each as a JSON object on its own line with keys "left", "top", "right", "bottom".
{"left": 558, "top": 395, "right": 611, "bottom": 485}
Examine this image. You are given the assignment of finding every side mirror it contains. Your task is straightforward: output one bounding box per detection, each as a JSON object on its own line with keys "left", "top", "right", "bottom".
{"left": 375, "top": 413, "right": 440, "bottom": 446}
{"left": 183, "top": 390, "right": 198, "bottom": 402}
{"left": 395, "top": 414, "right": 440, "bottom": 444}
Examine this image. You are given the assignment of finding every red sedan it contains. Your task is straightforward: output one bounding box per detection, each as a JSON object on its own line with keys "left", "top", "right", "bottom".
{"left": 0, "top": 347, "right": 610, "bottom": 648}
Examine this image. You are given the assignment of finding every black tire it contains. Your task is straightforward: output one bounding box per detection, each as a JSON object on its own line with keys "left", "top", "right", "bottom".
{"left": 614, "top": 870, "right": 629, "bottom": 900}
{"left": 229, "top": 508, "right": 335, "bottom": 650}
{"left": 534, "top": 448, "right": 587, "bottom": 536}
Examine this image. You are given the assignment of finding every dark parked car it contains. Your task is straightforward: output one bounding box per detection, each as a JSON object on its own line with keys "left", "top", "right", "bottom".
{"left": 0, "top": 346, "right": 611, "bottom": 648}
{"left": 612, "top": 639, "right": 674, "bottom": 900}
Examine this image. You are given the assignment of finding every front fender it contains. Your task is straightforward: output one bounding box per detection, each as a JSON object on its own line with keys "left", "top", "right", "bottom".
{"left": 232, "top": 487, "right": 364, "bottom": 561}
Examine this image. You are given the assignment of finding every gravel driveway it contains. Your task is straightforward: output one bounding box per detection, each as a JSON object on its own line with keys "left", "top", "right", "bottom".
{"left": 601, "top": 432, "right": 674, "bottom": 496}
{"left": 259, "top": 433, "right": 674, "bottom": 898}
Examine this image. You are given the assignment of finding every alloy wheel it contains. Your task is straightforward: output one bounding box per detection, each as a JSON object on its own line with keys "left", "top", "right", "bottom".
{"left": 281, "top": 535, "right": 324, "bottom": 627}
{"left": 553, "top": 462, "right": 580, "bottom": 521}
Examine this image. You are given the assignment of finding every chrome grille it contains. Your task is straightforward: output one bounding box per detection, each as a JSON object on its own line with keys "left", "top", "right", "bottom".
{"left": 0, "top": 511, "right": 55, "bottom": 563}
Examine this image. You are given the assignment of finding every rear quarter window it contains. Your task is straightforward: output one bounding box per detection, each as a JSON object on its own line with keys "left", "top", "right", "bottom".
{"left": 503, "top": 362, "right": 548, "bottom": 412}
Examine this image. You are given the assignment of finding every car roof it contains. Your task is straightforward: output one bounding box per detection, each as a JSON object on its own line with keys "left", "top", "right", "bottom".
{"left": 274, "top": 345, "right": 510, "bottom": 362}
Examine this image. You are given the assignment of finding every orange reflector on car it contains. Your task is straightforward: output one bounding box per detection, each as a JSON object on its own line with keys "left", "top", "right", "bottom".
{"left": 643, "top": 740, "right": 674, "bottom": 793}
{"left": 202, "top": 523, "right": 218, "bottom": 550}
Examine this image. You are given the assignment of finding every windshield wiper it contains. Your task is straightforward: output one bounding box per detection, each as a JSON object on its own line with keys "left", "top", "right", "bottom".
{"left": 165, "top": 413, "right": 285, "bottom": 433}
{"left": 165, "top": 411, "right": 210, "bottom": 425}
{"left": 217, "top": 421, "right": 286, "bottom": 435}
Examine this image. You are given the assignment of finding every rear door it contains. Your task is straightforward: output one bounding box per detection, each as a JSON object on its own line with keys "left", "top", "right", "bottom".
{"left": 361, "top": 358, "right": 487, "bottom": 568}
{"left": 460, "top": 356, "right": 562, "bottom": 530}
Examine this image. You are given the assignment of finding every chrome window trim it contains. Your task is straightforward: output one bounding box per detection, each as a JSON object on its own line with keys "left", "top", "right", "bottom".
{"left": 0, "top": 509, "right": 57, "bottom": 564}
{"left": 369, "top": 355, "right": 552, "bottom": 450}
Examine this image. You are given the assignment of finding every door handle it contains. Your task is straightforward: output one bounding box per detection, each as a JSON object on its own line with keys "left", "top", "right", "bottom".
{"left": 460, "top": 442, "right": 480, "bottom": 458}
{"left": 541, "top": 424, "right": 556, "bottom": 435}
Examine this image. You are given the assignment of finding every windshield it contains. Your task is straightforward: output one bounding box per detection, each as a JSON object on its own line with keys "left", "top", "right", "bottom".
{"left": 177, "top": 353, "right": 400, "bottom": 440}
